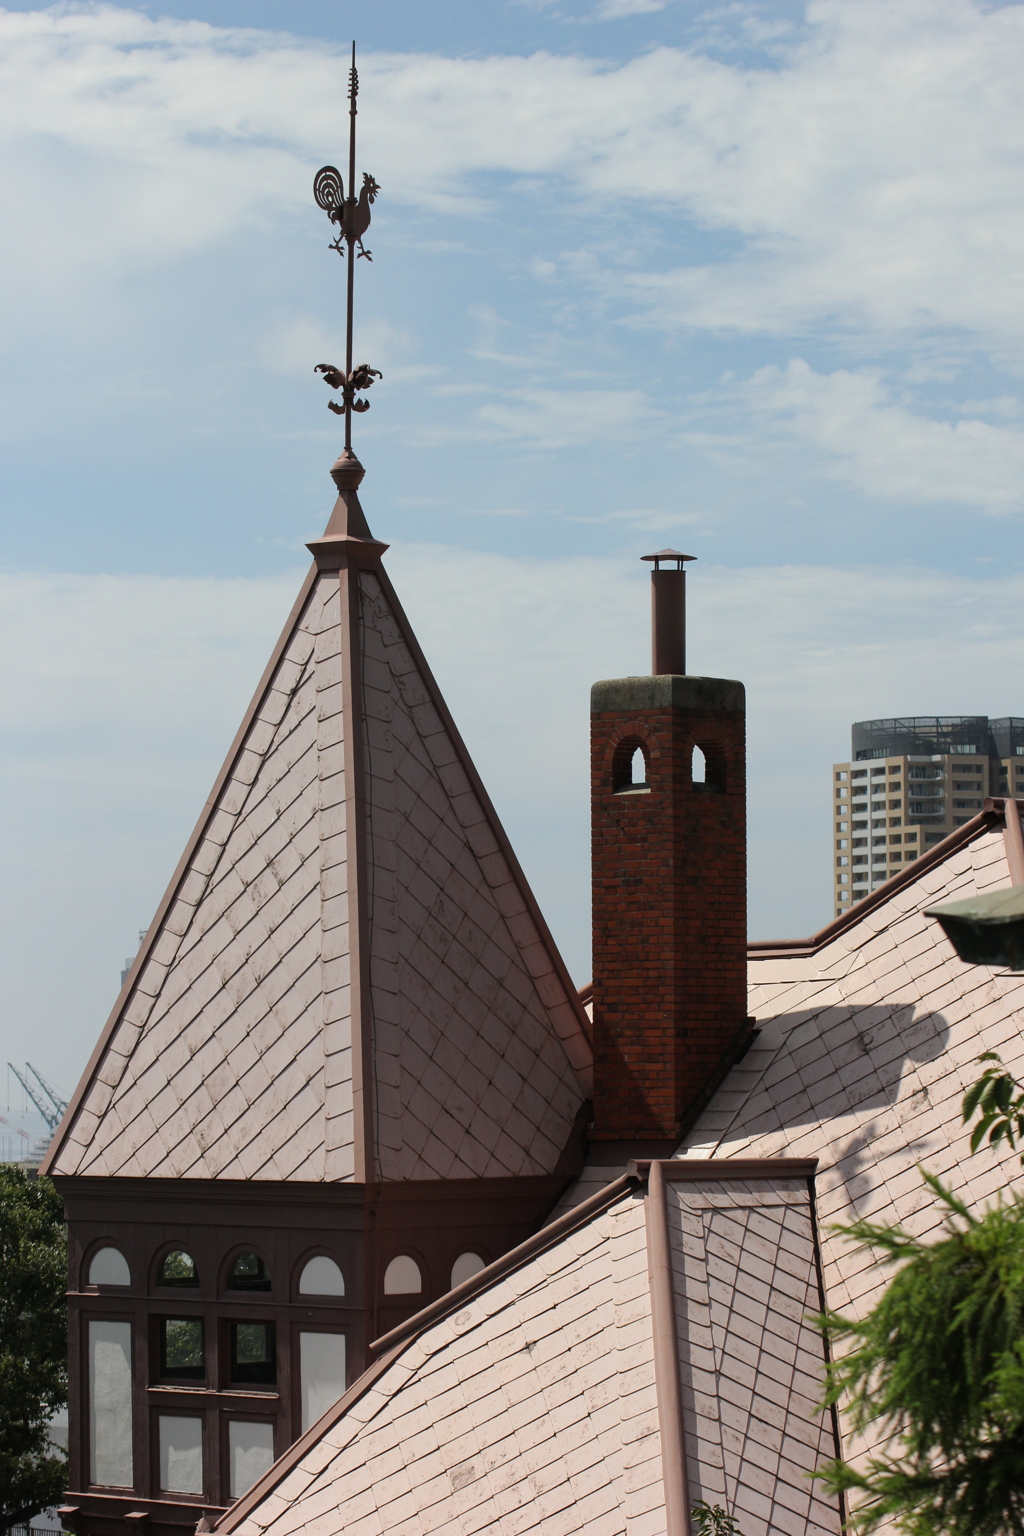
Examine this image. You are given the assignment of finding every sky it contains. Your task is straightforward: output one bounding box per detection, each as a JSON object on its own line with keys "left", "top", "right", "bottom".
{"left": 3, "top": 0, "right": 1024, "bottom": 1099}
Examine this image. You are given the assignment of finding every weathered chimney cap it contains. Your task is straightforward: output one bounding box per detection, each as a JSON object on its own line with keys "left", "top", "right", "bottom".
{"left": 641, "top": 549, "right": 696, "bottom": 569}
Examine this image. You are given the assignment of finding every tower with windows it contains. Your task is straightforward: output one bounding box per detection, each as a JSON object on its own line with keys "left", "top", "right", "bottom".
{"left": 47, "top": 447, "right": 592, "bottom": 1534}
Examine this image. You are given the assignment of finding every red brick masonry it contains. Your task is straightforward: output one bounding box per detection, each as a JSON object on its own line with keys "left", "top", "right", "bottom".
{"left": 591, "top": 675, "right": 748, "bottom": 1138}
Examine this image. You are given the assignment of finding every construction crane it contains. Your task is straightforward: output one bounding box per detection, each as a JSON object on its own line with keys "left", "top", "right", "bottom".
{"left": 27, "top": 1062, "right": 68, "bottom": 1124}
{"left": 8, "top": 1062, "right": 68, "bottom": 1134}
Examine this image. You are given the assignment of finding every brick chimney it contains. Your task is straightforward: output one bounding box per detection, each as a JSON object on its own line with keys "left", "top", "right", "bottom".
{"left": 591, "top": 552, "right": 751, "bottom": 1143}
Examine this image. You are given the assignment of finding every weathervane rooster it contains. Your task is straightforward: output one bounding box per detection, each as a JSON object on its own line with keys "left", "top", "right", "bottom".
{"left": 313, "top": 43, "right": 382, "bottom": 452}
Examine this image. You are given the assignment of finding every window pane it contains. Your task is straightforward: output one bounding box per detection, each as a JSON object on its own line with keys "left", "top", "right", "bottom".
{"left": 299, "top": 1332, "right": 346, "bottom": 1433}
{"left": 89, "top": 1321, "right": 133, "bottom": 1488}
{"left": 451, "top": 1252, "right": 486, "bottom": 1289}
{"left": 228, "top": 1421, "right": 275, "bottom": 1498}
{"left": 383, "top": 1255, "right": 421, "bottom": 1295}
{"left": 299, "top": 1256, "right": 345, "bottom": 1296}
{"left": 89, "top": 1247, "right": 130, "bottom": 1286}
{"left": 231, "top": 1322, "right": 276, "bottom": 1385}
{"left": 227, "top": 1253, "right": 271, "bottom": 1292}
{"left": 158, "top": 1415, "right": 203, "bottom": 1495}
{"left": 158, "top": 1250, "right": 198, "bottom": 1287}
{"left": 161, "top": 1319, "right": 204, "bottom": 1380}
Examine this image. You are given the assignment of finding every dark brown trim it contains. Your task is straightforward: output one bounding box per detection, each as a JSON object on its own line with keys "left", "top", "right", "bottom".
{"left": 306, "top": 536, "right": 389, "bottom": 572}
{"left": 343, "top": 563, "right": 375, "bottom": 1185}
{"left": 805, "top": 1171, "right": 847, "bottom": 1534}
{"left": 213, "top": 1344, "right": 404, "bottom": 1533}
{"left": 629, "top": 1157, "right": 818, "bottom": 1181}
{"left": 368, "top": 1172, "right": 639, "bottom": 1357}
{"left": 42, "top": 566, "right": 322, "bottom": 1176}
{"left": 645, "top": 1160, "right": 688, "bottom": 1536}
{"left": 747, "top": 805, "right": 1009, "bottom": 960}
{"left": 372, "top": 563, "right": 594, "bottom": 1063}
{"left": 52, "top": 1175, "right": 367, "bottom": 1210}
{"left": 1003, "top": 798, "right": 1024, "bottom": 885}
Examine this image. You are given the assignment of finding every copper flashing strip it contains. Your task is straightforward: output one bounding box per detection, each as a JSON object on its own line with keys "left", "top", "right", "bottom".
{"left": 368, "top": 1171, "right": 639, "bottom": 1357}
{"left": 630, "top": 1156, "right": 818, "bottom": 1180}
{"left": 341, "top": 562, "right": 375, "bottom": 1185}
{"left": 646, "top": 1160, "right": 689, "bottom": 1536}
{"left": 1002, "top": 797, "right": 1024, "bottom": 886}
{"left": 213, "top": 1344, "right": 405, "bottom": 1533}
{"left": 41, "top": 565, "right": 321, "bottom": 1176}
{"left": 805, "top": 1170, "right": 848, "bottom": 1534}
{"left": 373, "top": 563, "right": 594, "bottom": 1059}
{"left": 747, "top": 806, "right": 1006, "bottom": 961}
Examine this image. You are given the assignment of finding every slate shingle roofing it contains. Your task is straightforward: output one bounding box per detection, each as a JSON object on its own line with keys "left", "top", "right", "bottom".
{"left": 45, "top": 557, "right": 590, "bottom": 1185}
{"left": 208, "top": 809, "right": 1024, "bottom": 1536}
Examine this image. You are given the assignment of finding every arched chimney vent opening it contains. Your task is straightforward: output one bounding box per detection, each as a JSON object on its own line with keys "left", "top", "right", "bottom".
{"left": 612, "top": 738, "right": 650, "bottom": 794}
{"left": 692, "top": 738, "right": 727, "bottom": 794}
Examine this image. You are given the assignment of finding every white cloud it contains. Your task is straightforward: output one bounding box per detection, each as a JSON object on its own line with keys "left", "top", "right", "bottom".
{"left": 5, "top": 2, "right": 1024, "bottom": 347}
{"left": 6, "top": 550, "right": 1024, "bottom": 1088}
{"left": 735, "top": 359, "right": 1024, "bottom": 512}
{"left": 258, "top": 315, "right": 422, "bottom": 376}
{"left": 475, "top": 387, "right": 651, "bottom": 448}
{"left": 595, "top": 0, "right": 668, "bottom": 16}
{"left": 0, "top": 569, "right": 299, "bottom": 738}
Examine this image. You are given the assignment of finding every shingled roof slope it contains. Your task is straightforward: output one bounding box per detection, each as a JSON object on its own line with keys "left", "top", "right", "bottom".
{"left": 215, "top": 1162, "right": 840, "bottom": 1536}
{"left": 676, "top": 805, "right": 1024, "bottom": 1482}
{"left": 44, "top": 494, "right": 591, "bottom": 1183}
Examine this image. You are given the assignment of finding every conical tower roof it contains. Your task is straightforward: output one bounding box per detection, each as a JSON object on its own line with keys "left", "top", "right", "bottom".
{"left": 45, "top": 456, "right": 592, "bottom": 1184}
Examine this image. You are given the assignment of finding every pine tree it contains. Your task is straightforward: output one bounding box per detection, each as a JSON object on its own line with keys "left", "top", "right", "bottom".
{"left": 816, "top": 1147, "right": 1024, "bottom": 1534}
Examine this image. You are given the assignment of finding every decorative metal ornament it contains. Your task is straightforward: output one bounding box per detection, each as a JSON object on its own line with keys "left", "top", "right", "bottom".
{"left": 925, "top": 885, "right": 1024, "bottom": 970}
{"left": 313, "top": 43, "right": 382, "bottom": 454}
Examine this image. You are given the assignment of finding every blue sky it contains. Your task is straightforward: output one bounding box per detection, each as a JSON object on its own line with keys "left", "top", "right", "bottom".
{"left": 3, "top": 0, "right": 1024, "bottom": 1095}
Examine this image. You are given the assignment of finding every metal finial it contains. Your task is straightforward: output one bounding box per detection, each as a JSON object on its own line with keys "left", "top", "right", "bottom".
{"left": 312, "top": 42, "right": 382, "bottom": 454}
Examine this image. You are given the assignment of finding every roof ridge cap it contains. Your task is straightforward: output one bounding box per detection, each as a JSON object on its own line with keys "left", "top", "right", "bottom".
{"left": 746, "top": 806, "right": 1007, "bottom": 960}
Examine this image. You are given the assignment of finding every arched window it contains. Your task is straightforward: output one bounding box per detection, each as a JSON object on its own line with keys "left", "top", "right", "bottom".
{"left": 451, "top": 1252, "right": 486, "bottom": 1289}
{"left": 89, "top": 1246, "right": 130, "bottom": 1287}
{"left": 299, "top": 1256, "right": 345, "bottom": 1296}
{"left": 227, "top": 1253, "right": 271, "bottom": 1292}
{"left": 692, "top": 745, "right": 706, "bottom": 784}
{"left": 383, "top": 1255, "right": 422, "bottom": 1295}
{"left": 158, "top": 1250, "right": 198, "bottom": 1288}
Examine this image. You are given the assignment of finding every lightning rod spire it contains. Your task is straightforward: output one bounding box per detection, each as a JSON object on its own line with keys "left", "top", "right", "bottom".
{"left": 313, "top": 42, "right": 382, "bottom": 457}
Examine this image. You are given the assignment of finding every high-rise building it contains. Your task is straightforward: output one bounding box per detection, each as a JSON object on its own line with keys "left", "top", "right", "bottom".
{"left": 832, "top": 715, "right": 1024, "bottom": 916}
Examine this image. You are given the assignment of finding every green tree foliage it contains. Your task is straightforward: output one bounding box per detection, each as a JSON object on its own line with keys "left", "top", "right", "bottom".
{"left": 963, "top": 1053, "right": 1024, "bottom": 1159}
{"left": 816, "top": 1172, "right": 1024, "bottom": 1536}
{"left": 0, "top": 1167, "right": 68, "bottom": 1527}
{"left": 690, "top": 1501, "right": 742, "bottom": 1536}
